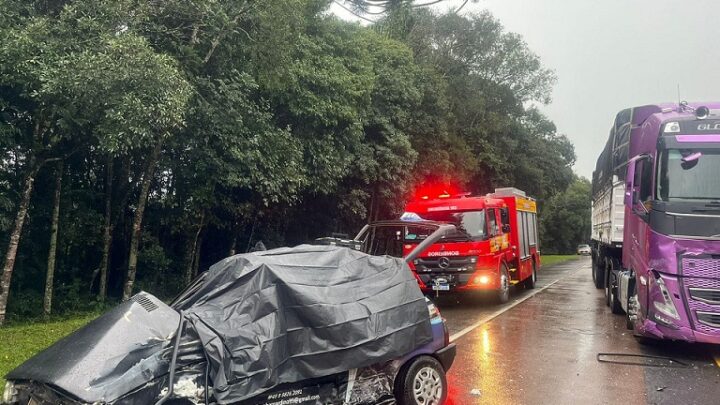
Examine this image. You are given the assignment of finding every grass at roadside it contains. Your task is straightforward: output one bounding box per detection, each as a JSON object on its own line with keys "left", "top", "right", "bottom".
{"left": 541, "top": 254, "right": 579, "bottom": 267}
{"left": 0, "top": 313, "right": 99, "bottom": 387}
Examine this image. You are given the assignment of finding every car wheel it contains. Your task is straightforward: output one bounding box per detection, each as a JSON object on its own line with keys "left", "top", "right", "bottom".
{"left": 524, "top": 260, "right": 537, "bottom": 290}
{"left": 497, "top": 264, "right": 510, "bottom": 303}
{"left": 396, "top": 356, "right": 448, "bottom": 405}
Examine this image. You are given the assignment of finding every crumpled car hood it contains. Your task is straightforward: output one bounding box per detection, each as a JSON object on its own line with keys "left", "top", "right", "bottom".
{"left": 6, "top": 293, "right": 179, "bottom": 403}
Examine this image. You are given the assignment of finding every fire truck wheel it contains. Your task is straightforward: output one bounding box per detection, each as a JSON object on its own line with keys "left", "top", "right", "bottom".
{"left": 523, "top": 261, "right": 537, "bottom": 289}
{"left": 497, "top": 264, "right": 510, "bottom": 303}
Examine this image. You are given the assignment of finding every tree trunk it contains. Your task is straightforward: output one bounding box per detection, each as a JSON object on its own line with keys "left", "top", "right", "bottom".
{"left": 244, "top": 218, "right": 257, "bottom": 253}
{"left": 98, "top": 156, "right": 113, "bottom": 301}
{"left": 228, "top": 224, "right": 238, "bottom": 257}
{"left": 0, "top": 161, "right": 39, "bottom": 325}
{"left": 192, "top": 234, "right": 203, "bottom": 279}
{"left": 43, "top": 160, "right": 63, "bottom": 317}
{"left": 183, "top": 211, "right": 205, "bottom": 286}
{"left": 123, "top": 140, "right": 163, "bottom": 301}
{"left": 367, "top": 188, "right": 376, "bottom": 222}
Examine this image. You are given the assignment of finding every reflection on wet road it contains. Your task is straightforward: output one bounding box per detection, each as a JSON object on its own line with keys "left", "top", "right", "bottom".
{"left": 438, "top": 258, "right": 720, "bottom": 404}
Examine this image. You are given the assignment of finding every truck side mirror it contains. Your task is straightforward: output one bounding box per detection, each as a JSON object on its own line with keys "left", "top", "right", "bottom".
{"left": 624, "top": 159, "right": 636, "bottom": 207}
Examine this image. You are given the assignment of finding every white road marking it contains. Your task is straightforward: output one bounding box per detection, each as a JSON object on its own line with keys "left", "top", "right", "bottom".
{"left": 449, "top": 263, "right": 587, "bottom": 343}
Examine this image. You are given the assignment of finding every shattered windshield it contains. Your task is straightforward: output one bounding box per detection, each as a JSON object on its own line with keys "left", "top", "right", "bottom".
{"left": 657, "top": 149, "right": 720, "bottom": 201}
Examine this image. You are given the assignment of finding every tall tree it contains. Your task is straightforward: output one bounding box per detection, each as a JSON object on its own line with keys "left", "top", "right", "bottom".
{"left": 43, "top": 160, "right": 63, "bottom": 316}
{"left": 0, "top": 0, "right": 191, "bottom": 319}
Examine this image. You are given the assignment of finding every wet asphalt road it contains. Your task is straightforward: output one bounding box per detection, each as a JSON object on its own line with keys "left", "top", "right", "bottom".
{"left": 437, "top": 257, "right": 720, "bottom": 404}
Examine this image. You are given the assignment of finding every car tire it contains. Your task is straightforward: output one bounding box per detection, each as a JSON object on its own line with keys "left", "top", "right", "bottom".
{"left": 523, "top": 260, "right": 537, "bottom": 290}
{"left": 497, "top": 264, "right": 510, "bottom": 303}
{"left": 395, "top": 355, "right": 448, "bottom": 405}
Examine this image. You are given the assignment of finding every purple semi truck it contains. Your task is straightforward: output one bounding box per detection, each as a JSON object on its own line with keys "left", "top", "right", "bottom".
{"left": 591, "top": 102, "right": 720, "bottom": 344}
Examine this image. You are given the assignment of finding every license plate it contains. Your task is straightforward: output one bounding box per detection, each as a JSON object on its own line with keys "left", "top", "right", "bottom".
{"left": 432, "top": 284, "right": 450, "bottom": 291}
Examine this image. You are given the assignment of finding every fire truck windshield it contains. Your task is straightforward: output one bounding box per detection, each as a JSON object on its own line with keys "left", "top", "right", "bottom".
{"left": 657, "top": 149, "right": 720, "bottom": 201}
{"left": 410, "top": 210, "right": 487, "bottom": 241}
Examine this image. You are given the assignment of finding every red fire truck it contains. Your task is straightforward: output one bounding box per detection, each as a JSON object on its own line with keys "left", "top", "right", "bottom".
{"left": 402, "top": 187, "right": 540, "bottom": 302}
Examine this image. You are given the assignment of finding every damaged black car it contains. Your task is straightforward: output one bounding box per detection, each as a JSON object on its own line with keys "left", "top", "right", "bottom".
{"left": 2, "top": 224, "right": 456, "bottom": 405}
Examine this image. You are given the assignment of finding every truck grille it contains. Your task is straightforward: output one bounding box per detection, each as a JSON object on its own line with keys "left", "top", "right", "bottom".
{"left": 688, "top": 288, "right": 720, "bottom": 305}
{"left": 681, "top": 256, "right": 720, "bottom": 278}
{"left": 697, "top": 312, "right": 720, "bottom": 328}
{"left": 414, "top": 256, "right": 475, "bottom": 273}
{"left": 680, "top": 255, "right": 720, "bottom": 335}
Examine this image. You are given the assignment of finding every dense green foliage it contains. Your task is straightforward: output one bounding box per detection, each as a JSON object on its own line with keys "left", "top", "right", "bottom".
{"left": 0, "top": 0, "right": 577, "bottom": 320}
{"left": 539, "top": 177, "right": 592, "bottom": 254}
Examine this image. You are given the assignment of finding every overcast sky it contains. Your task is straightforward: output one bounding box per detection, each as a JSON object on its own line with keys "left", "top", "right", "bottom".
{"left": 330, "top": 0, "right": 720, "bottom": 179}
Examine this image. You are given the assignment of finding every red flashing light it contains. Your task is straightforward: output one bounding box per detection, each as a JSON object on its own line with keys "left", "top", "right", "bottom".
{"left": 413, "top": 183, "right": 464, "bottom": 202}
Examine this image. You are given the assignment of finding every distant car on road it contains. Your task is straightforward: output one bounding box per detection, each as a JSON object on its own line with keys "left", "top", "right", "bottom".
{"left": 577, "top": 244, "right": 591, "bottom": 255}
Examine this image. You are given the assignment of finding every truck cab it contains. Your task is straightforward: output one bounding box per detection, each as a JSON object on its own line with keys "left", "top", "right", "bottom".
{"left": 360, "top": 188, "right": 540, "bottom": 303}
{"left": 594, "top": 103, "right": 720, "bottom": 344}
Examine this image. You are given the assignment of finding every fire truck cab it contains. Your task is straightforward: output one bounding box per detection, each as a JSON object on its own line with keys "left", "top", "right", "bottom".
{"left": 402, "top": 187, "right": 540, "bottom": 303}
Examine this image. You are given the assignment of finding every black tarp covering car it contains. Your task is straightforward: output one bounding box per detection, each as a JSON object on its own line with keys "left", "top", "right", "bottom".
{"left": 4, "top": 244, "right": 435, "bottom": 404}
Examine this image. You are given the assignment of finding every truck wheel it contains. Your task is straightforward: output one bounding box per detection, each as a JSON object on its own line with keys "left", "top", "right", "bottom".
{"left": 604, "top": 258, "right": 612, "bottom": 307}
{"left": 523, "top": 261, "right": 537, "bottom": 289}
{"left": 592, "top": 255, "right": 605, "bottom": 289}
{"left": 608, "top": 258, "right": 623, "bottom": 314}
{"left": 497, "top": 264, "right": 510, "bottom": 303}
{"left": 609, "top": 280, "right": 623, "bottom": 314}
{"left": 395, "top": 356, "right": 448, "bottom": 405}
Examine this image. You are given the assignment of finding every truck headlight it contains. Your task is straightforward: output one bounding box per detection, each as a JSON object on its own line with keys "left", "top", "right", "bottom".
{"left": 653, "top": 276, "right": 680, "bottom": 322}
{"left": 663, "top": 121, "right": 680, "bottom": 133}
{"left": 2, "top": 380, "right": 16, "bottom": 403}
